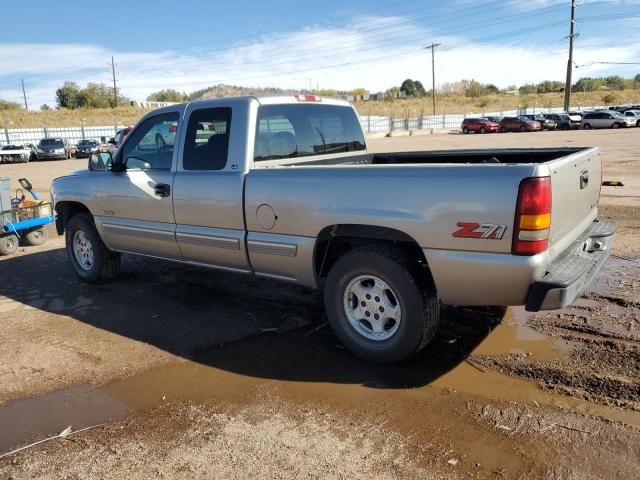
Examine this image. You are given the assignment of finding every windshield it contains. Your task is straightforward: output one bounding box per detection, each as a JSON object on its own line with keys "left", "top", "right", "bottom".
{"left": 78, "top": 140, "right": 97, "bottom": 146}
{"left": 610, "top": 112, "right": 624, "bottom": 118}
{"left": 1, "top": 145, "right": 22, "bottom": 150}
{"left": 39, "top": 139, "right": 64, "bottom": 148}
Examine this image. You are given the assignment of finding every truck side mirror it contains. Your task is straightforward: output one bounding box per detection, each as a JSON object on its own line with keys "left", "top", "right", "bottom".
{"left": 89, "top": 152, "right": 113, "bottom": 172}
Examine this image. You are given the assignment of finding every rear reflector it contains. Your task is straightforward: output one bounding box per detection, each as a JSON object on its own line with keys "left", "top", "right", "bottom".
{"left": 513, "top": 177, "right": 552, "bottom": 255}
{"left": 295, "top": 95, "right": 321, "bottom": 102}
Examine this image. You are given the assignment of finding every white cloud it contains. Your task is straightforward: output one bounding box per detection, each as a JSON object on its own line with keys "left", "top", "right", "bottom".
{"left": 0, "top": 14, "right": 637, "bottom": 107}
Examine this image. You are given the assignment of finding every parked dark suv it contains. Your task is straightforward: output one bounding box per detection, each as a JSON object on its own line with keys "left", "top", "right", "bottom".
{"left": 75, "top": 139, "right": 99, "bottom": 158}
{"left": 499, "top": 116, "right": 541, "bottom": 133}
{"left": 521, "top": 114, "right": 556, "bottom": 130}
{"left": 461, "top": 117, "right": 500, "bottom": 134}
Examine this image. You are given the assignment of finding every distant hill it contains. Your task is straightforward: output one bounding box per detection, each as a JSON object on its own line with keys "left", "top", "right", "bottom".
{"left": 189, "top": 84, "right": 298, "bottom": 100}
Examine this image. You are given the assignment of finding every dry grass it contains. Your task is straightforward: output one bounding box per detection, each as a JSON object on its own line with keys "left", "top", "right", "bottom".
{"left": 2, "top": 90, "right": 639, "bottom": 128}
{"left": 354, "top": 90, "right": 640, "bottom": 116}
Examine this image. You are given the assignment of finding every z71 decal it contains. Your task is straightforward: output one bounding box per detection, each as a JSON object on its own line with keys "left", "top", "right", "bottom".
{"left": 452, "top": 222, "right": 507, "bottom": 240}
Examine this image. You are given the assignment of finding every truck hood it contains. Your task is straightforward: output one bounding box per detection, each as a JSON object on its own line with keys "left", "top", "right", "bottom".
{"left": 53, "top": 169, "right": 91, "bottom": 182}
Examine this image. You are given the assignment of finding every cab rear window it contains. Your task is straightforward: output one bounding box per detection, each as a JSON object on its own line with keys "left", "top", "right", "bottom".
{"left": 254, "top": 104, "right": 365, "bottom": 162}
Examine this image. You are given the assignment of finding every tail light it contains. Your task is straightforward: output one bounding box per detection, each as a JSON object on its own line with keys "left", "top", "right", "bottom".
{"left": 512, "top": 177, "right": 551, "bottom": 255}
{"left": 169, "top": 124, "right": 177, "bottom": 133}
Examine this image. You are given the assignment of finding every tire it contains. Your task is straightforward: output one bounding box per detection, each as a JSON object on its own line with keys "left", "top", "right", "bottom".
{"left": 611, "top": 122, "right": 620, "bottom": 129}
{"left": 519, "top": 125, "right": 526, "bottom": 132}
{"left": 462, "top": 127, "right": 469, "bottom": 134}
{"left": 324, "top": 245, "right": 440, "bottom": 363}
{"left": 637, "top": 120, "right": 640, "bottom": 127}
{"left": 500, "top": 126, "right": 507, "bottom": 133}
{"left": 583, "top": 123, "right": 592, "bottom": 130}
{"left": 23, "top": 228, "right": 48, "bottom": 246}
{"left": 66, "top": 213, "right": 121, "bottom": 283}
{"left": 480, "top": 127, "right": 486, "bottom": 134}
{"left": 0, "top": 234, "right": 19, "bottom": 256}
{"left": 156, "top": 134, "right": 166, "bottom": 148}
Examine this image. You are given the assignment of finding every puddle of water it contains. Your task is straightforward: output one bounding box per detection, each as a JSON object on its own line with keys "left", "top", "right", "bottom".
{"left": 472, "top": 307, "right": 570, "bottom": 361}
{"left": 0, "top": 384, "right": 129, "bottom": 453}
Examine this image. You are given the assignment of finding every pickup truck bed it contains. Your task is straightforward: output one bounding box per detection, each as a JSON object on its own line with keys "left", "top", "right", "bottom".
{"left": 51, "top": 96, "right": 615, "bottom": 363}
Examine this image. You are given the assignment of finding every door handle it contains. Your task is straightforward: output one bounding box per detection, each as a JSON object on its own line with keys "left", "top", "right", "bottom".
{"left": 154, "top": 183, "right": 171, "bottom": 197}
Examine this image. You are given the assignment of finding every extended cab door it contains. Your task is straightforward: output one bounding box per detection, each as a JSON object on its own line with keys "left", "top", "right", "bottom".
{"left": 171, "top": 100, "right": 251, "bottom": 273}
{"left": 93, "top": 108, "right": 182, "bottom": 259}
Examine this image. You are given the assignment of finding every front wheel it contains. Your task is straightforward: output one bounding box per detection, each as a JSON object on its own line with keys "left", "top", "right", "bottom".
{"left": 462, "top": 127, "right": 469, "bottom": 134}
{"left": 500, "top": 126, "right": 507, "bottom": 133}
{"left": 583, "top": 123, "right": 592, "bottom": 130}
{"left": 324, "top": 246, "right": 440, "bottom": 363}
{"left": 611, "top": 122, "right": 620, "bottom": 129}
{"left": 479, "top": 127, "right": 486, "bottom": 134}
{"left": 66, "top": 213, "right": 121, "bottom": 283}
{"left": 520, "top": 125, "right": 526, "bottom": 132}
{"left": 0, "top": 234, "right": 19, "bottom": 256}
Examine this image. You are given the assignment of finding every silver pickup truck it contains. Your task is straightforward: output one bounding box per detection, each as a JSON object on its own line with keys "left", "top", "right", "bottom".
{"left": 51, "top": 95, "right": 616, "bottom": 363}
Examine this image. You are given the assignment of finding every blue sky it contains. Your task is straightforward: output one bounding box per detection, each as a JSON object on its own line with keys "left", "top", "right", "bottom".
{"left": 1, "top": 0, "right": 639, "bottom": 106}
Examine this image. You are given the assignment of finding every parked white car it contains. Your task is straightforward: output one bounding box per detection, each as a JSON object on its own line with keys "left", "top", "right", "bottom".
{"left": 581, "top": 111, "right": 636, "bottom": 129}
{"left": 623, "top": 110, "right": 640, "bottom": 127}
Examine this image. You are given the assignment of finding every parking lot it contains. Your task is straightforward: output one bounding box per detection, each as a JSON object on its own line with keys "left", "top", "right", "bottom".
{"left": 1, "top": 128, "right": 639, "bottom": 479}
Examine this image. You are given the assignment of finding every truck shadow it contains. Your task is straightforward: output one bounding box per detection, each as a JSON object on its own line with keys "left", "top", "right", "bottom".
{"left": 0, "top": 247, "right": 502, "bottom": 389}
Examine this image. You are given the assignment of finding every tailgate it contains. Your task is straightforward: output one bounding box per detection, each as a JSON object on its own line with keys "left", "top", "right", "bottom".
{"left": 548, "top": 147, "right": 601, "bottom": 260}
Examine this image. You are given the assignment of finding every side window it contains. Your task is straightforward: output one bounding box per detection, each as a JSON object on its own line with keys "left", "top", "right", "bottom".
{"left": 122, "top": 112, "right": 179, "bottom": 171}
{"left": 254, "top": 104, "right": 366, "bottom": 162}
{"left": 183, "top": 107, "right": 232, "bottom": 171}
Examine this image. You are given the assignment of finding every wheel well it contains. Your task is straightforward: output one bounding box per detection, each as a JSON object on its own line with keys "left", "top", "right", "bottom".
{"left": 314, "top": 224, "right": 430, "bottom": 281}
{"left": 55, "top": 201, "right": 91, "bottom": 234}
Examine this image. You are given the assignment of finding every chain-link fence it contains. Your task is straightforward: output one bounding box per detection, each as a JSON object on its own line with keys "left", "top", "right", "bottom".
{"left": 0, "top": 104, "right": 615, "bottom": 147}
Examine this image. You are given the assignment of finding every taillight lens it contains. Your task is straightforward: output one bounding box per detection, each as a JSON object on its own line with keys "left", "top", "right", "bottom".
{"left": 512, "top": 177, "right": 551, "bottom": 255}
{"left": 294, "top": 95, "right": 321, "bottom": 102}
{"left": 169, "top": 125, "right": 177, "bottom": 133}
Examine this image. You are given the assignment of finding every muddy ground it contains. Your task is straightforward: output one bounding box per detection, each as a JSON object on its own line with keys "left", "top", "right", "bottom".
{"left": 0, "top": 128, "right": 639, "bottom": 479}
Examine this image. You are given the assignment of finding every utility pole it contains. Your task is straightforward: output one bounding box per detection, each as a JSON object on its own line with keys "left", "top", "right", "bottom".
{"left": 425, "top": 43, "right": 441, "bottom": 115}
{"left": 563, "top": 0, "right": 577, "bottom": 111}
{"left": 110, "top": 56, "right": 118, "bottom": 108}
{"left": 21, "top": 79, "right": 28, "bottom": 111}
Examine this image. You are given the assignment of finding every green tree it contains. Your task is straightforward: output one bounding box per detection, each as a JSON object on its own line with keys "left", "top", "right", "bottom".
{"left": 0, "top": 99, "right": 21, "bottom": 111}
{"left": 400, "top": 79, "right": 425, "bottom": 98}
{"left": 604, "top": 76, "right": 625, "bottom": 90}
{"left": 384, "top": 86, "right": 401, "bottom": 100}
{"left": 40, "top": 104, "right": 51, "bottom": 111}
{"left": 518, "top": 84, "right": 536, "bottom": 95}
{"left": 349, "top": 88, "right": 370, "bottom": 96}
{"left": 55, "top": 81, "right": 82, "bottom": 108}
{"left": 602, "top": 93, "right": 616, "bottom": 104}
{"left": 147, "top": 89, "right": 187, "bottom": 102}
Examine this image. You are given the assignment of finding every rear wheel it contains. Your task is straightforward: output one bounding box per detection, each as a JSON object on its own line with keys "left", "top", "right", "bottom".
{"left": 23, "top": 228, "right": 48, "bottom": 246}
{"left": 324, "top": 246, "right": 439, "bottom": 363}
{"left": 462, "top": 127, "right": 469, "bottom": 134}
{"left": 0, "top": 234, "right": 19, "bottom": 256}
{"left": 66, "top": 213, "right": 121, "bottom": 283}
{"left": 519, "top": 125, "right": 526, "bottom": 132}
{"left": 583, "top": 123, "right": 592, "bottom": 130}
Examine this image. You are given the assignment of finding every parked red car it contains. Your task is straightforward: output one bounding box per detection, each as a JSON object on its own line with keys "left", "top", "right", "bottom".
{"left": 499, "top": 116, "right": 541, "bottom": 133}
{"left": 461, "top": 117, "right": 500, "bottom": 134}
